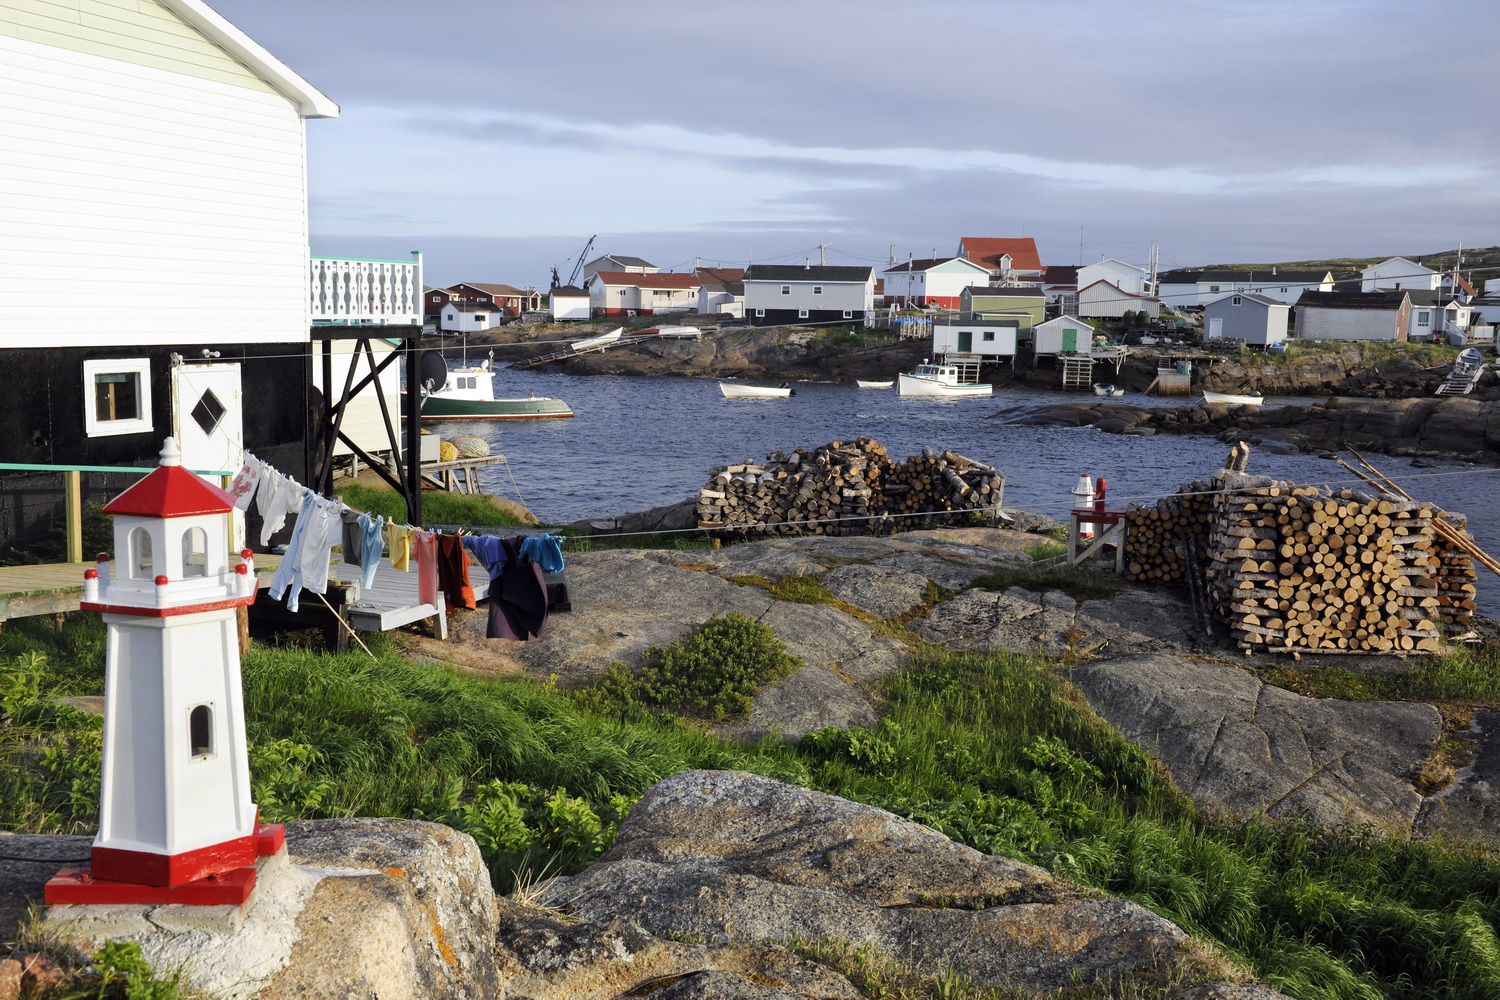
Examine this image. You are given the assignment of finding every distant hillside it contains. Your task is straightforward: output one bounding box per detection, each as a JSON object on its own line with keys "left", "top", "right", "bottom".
{"left": 1207, "top": 246, "right": 1500, "bottom": 290}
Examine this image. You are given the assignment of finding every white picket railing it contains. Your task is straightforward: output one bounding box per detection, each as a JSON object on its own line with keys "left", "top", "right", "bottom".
{"left": 310, "top": 252, "right": 423, "bottom": 325}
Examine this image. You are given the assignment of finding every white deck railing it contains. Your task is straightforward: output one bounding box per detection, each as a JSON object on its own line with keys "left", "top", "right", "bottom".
{"left": 310, "top": 252, "right": 423, "bottom": 325}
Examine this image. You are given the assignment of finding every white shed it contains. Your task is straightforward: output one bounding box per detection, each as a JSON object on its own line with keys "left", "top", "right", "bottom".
{"left": 550, "top": 285, "right": 590, "bottom": 321}
{"left": 931, "top": 321, "right": 1017, "bottom": 360}
{"left": 1033, "top": 316, "right": 1097, "bottom": 358}
{"left": 440, "top": 302, "right": 504, "bottom": 333}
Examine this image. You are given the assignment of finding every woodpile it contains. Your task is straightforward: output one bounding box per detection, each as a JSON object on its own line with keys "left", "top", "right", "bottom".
{"left": 695, "top": 438, "right": 1004, "bottom": 538}
{"left": 1122, "top": 445, "right": 1479, "bottom": 654}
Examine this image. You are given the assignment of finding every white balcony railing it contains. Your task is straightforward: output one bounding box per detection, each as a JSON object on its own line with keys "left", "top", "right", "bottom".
{"left": 310, "top": 252, "right": 423, "bottom": 325}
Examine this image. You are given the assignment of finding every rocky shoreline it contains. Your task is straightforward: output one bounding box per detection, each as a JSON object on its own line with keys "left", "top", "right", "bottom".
{"left": 1000, "top": 395, "right": 1500, "bottom": 463}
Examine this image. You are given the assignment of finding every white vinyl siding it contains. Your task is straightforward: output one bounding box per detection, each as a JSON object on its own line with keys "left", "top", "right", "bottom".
{"left": 313, "top": 341, "right": 400, "bottom": 459}
{"left": 2, "top": 0, "right": 278, "bottom": 95}
{"left": 0, "top": 34, "right": 311, "bottom": 348}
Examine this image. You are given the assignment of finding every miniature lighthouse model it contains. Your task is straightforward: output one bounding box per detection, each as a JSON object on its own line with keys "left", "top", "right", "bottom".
{"left": 47, "top": 438, "right": 278, "bottom": 906}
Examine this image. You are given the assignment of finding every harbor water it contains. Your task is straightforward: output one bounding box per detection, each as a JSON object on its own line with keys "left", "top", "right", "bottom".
{"left": 433, "top": 364, "right": 1500, "bottom": 617}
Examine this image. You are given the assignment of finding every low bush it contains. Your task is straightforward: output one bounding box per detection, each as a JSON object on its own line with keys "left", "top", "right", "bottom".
{"left": 335, "top": 482, "right": 526, "bottom": 527}
{"left": 573, "top": 612, "right": 802, "bottom": 721}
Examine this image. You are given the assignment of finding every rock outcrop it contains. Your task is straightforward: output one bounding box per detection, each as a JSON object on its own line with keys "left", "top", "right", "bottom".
{"left": 540, "top": 770, "right": 1236, "bottom": 996}
{"left": 999, "top": 396, "right": 1500, "bottom": 462}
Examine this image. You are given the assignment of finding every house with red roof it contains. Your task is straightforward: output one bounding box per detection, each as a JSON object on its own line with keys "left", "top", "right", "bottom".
{"left": 696, "top": 267, "right": 745, "bottom": 317}
{"left": 587, "top": 271, "right": 702, "bottom": 317}
{"left": 881, "top": 257, "right": 990, "bottom": 310}
{"left": 956, "top": 237, "right": 1044, "bottom": 284}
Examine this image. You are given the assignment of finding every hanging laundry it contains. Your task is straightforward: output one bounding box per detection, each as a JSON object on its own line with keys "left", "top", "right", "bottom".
{"left": 340, "top": 508, "right": 365, "bottom": 566}
{"left": 266, "top": 491, "right": 316, "bottom": 613}
{"left": 412, "top": 529, "right": 440, "bottom": 608}
{"left": 518, "top": 534, "right": 566, "bottom": 573}
{"left": 436, "top": 533, "right": 475, "bottom": 610}
{"left": 297, "top": 495, "right": 342, "bottom": 599}
{"left": 257, "top": 468, "right": 303, "bottom": 546}
{"left": 226, "top": 454, "right": 264, "bottom": 512}
{"left": 357, "top": 513, "right": 385, "bottom": 589}
{"left": 387, "top": 522, "right": 413, "bottom": 571}
{"left": 463, "top": 534, "right": 549, "bottom": 640}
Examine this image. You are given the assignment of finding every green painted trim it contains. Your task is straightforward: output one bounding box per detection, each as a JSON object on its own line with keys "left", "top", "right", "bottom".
{"left": 0, "top": 463, "right": 232, "bottom": 476}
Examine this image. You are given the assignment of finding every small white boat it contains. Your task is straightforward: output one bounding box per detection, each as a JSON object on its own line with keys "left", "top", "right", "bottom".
{"left": 898, "top": 362, "right": 992, "bottom": 397}
{"left": 404, "top": 354, "right": 573, "bottom": 420}
{"left": 1202, "top": 389, "right": 1264, "bottom": 406}
{"left": 719, "top": 381, "right": 794, "bottom": 398}
{"left": 856, "top": 379, "right": 894, "bottom": 389}
{"left": 1093, "top": 383, "right": 1125, "bottom": 397}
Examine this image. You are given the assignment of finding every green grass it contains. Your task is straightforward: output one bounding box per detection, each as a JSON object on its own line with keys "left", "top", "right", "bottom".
{"left": 4, "top": 614, "right": 1500, "bottom": 999}
{"left": 335, "top": 482, "right": 527, "bottom": 527}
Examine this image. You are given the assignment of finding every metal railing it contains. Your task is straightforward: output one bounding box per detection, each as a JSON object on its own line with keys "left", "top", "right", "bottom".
{"left": 310, "top": 252, "right": 423, "bottom": 326}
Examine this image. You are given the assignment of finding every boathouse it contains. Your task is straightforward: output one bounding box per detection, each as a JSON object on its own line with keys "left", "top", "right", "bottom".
{"left": 0, "top": 0, "right": 425, "bottom": 556}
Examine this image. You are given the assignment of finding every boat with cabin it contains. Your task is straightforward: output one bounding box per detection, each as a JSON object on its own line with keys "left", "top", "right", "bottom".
{"left": 719, "top": 381, "right": 794, "bottom": 398}
{"left": 898, "top": 361, "right": 992, "bottom": 397}
{"left": 403, "top": 351, "right": 574, "bottom": 420}
{"left": 1201, "top": 389, "right": 1264, "bottom": 406}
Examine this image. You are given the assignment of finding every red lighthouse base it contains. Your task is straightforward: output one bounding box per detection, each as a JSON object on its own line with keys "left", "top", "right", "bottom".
{"left": 44, "top": 824, "right": 285, "bottom": 906}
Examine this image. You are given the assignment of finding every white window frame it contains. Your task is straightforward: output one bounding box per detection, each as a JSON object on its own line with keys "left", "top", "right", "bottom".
{"left": 83, "top": 358, "right": 152, "bottom": 438}
{"left": 1232, "top": 296, "right": 1242, "bottom": 305}
{"left": 843, "top": 310, "right": 853, "bottom": 319}
{"left": 781, "top": 285, "right": 791, "bottom": 295}
{"left": 755, "top": 309, "right": 765, "bottom": 317}
{"left": 813, "top": 286, "right": 823, "bottom": 295}
{"left": 1416, "top": 311, "right": 1430, "bottom": 327}
{"left": 798, "top": 309, "right": 810, "bottom": 319}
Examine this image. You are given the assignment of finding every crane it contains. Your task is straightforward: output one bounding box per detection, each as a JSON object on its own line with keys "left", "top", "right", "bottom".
{"left": 550, "top": 235, "right": 596, "bottom": 290}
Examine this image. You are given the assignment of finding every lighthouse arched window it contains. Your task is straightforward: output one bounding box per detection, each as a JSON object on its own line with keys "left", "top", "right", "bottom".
{"left": 182, "top": 526, "right": 208, "bottom": 578}
{"left": 189, "top": 703, "right": 215, "bottom": 758}
{"left": 129, "top": 526, "right": 153, "bottom": 579}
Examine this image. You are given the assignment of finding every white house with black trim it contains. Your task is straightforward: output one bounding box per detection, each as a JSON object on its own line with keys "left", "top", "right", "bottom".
{"left": 1202, "top": 292, "right": 1289, "bottom": 347}
{"left": 1157, "top": 268, "right": 1334, "bottom": 308}
{"left": 743, "top": 265, "right": 875, "bottom": 326}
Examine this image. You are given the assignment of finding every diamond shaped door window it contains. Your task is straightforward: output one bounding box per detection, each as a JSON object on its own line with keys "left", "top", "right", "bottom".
{"left": 191, "top": 389, "right": 226, "bottom": 436}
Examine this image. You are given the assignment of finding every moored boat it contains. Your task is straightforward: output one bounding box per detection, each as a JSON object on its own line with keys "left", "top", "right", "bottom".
{"left": 1201, "top": 389, "right": 1264, "bottom": 406}
{"left": 898, "top": 361, "right": 991, "bottom": 397}
{"left": 855, "top": 379, "right": 894, "bottom": 389}
{"left": 719, "top": 381, "right": 794, "bottom": 398}
{"left": 404, "top": 356, "right": 574, "bottom": 419}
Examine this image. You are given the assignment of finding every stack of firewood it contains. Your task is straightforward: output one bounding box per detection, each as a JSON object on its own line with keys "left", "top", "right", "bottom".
{"left": 695, "top": 439, "right": 1004, "bottom": 537}
{"left": 1122, "top": 480, "right": 1216, "bottom": 583}
{"left": 1200, "top": 474, "right": 1456, "bottom": 653}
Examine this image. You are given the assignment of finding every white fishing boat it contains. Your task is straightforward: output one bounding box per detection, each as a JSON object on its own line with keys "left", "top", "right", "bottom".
{"left": 1093, "top": 383, "right": 1125, "bottom": 397}
{"left": 1202, "top": 389, "right": 1264, "bottom": 406}
{"left": 856, "top": 379, "right": 894, "bottom": 389}
{"left": 898, "top": 361, "right": 992, "bottom": 397}
{"left": 403, "top": 352, "right": 573, "bottom": 420}
{"left": 719, "top": 381, "right": 794, "bottom": 398}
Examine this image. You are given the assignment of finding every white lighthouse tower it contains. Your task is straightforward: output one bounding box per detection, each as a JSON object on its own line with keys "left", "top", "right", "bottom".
{"left": 48, "top": 438, "right": 277, "bottom": 906}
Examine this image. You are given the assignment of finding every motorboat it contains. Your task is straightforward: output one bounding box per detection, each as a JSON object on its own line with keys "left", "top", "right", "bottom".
{"left": 403, "top": 354, "right": 574, "bottom": 420}
{"left": 855, "top": 379, "right": 894, "bottom": 389}
{"left": 1201, "top": 389, "right": 1264, "bottom": 406}
{"left": 898, "top": 361, "right": 992, "bottom": 397}
{"left": 1093, "top": 383, "right": 1125, "bottom": 397}
{"left": 719, "top": 381, "right": 794, "bottom": 398}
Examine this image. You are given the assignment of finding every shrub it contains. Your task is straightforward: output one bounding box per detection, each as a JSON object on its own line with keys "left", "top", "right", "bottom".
{"left": 574, "top": 612, "right": 801, "bottom": 720}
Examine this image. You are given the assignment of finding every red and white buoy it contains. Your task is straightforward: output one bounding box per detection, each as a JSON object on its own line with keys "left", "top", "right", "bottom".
{"left": 47, "top": 438, "right": 280, "bottom": 907}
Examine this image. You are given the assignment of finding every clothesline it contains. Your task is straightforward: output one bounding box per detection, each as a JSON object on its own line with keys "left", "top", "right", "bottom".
{"left": 227, "top": 451, "right": 563, "bottom": 628}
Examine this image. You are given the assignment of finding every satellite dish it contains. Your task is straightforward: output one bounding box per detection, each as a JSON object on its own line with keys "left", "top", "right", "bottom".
{"left": 418, "top": 350, "right": 448, "bottom": 392}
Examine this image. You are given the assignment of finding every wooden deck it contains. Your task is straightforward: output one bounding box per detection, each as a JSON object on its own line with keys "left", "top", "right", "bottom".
{"left": 0, "top": 555, "right": 285, "bottom": 624}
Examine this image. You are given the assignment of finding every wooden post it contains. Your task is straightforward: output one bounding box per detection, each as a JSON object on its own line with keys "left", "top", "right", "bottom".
{"left": 64, "top": 469, "right": 83, "bottom": 563}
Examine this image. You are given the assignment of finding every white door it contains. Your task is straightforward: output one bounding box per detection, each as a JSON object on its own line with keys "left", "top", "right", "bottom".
{"left": 172, "top": 363, "right": 243, "bottom": 475}
{"left": 1207, "top": 317, "right": 1223, "bottom": 341}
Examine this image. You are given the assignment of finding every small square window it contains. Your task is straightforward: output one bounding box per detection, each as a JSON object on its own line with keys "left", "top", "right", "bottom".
{"left": 755, "top": 309, "right": 765, "bottom": 317}
{"left": 798, "top": 309, "right": 810, "bottom": 319}
{"left": 982, "top": 331, "right": 995, "bottom": 341}
{"left": 842, "top": 310, "right": 853, "bottom": 319}
{"left": 781, "top": 285, "right": 791, "bottom": 295}
{"left": 1232, "top": 296, "right": 1242, "bottom": 305}
{"left": 1209, "top": 285, "right": 1220, "bottom": 293}
{"left": 83, "top": 359, "right": 152, "bottom": 437}
{"left": 813, "top": 286, "right": 823, "bottom": 295}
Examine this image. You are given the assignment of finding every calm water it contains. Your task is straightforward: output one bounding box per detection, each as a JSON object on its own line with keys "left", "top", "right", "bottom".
{"left": 431, "top": 364, "right": 1500, "bottom": 616}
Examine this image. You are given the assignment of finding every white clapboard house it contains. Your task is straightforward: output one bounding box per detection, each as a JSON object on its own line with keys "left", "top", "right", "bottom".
{"left": 1, "top": 0, "right": 423, "bottom": 554}
{"left": 743, "top": 265, "right": 876, "bottom": 326}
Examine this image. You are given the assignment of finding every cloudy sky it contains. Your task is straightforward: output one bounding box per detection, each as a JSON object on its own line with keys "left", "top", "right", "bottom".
{"left": 210, "top": 0, "right": 1500, "bottom": 290}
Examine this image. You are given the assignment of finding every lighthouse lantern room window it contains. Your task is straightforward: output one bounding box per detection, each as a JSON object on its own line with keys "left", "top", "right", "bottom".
{"left": 130, "top": 526, "right": 153, "bottom": 579}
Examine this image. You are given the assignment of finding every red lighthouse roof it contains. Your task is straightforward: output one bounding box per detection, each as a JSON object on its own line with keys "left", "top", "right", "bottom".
{"left": 103, "top": 439, "right": 236, "bottom": 518}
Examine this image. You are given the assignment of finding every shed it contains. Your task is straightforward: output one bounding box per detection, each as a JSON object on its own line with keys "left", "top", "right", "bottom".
{"left": 1202, "top": 292, "right": 1289, "bottom": 347}
{"left": 931, "top": 320, "right": 1018, "bottom": 361}
{"left": 1032, "top": 315, "right": 1097, "bottom": 360}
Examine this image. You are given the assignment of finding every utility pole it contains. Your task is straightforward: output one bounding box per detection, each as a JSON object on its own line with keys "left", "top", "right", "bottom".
{"left": 818, "top": 242, "right": 832, "bottom": 266}
{"left": 889, "top": 244, "right": 895, "bottom": 264}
